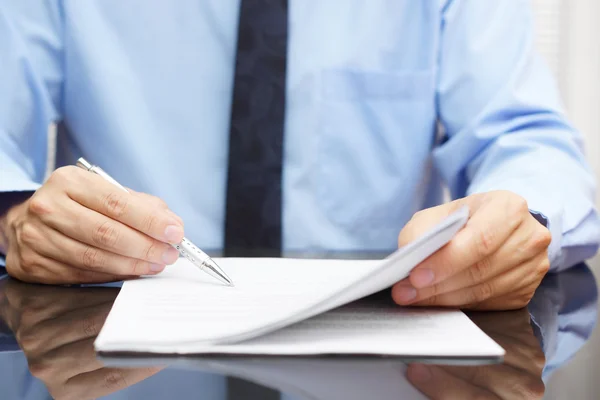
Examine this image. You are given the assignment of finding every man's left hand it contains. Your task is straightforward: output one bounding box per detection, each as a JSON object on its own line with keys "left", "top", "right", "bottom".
{"left": 392, "top": 190, "right": 551, "bottom": 310}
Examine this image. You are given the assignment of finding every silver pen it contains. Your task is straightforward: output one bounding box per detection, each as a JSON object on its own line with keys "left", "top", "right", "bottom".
{"left": 75, "top": 157, "right": 234, "bottom": 286}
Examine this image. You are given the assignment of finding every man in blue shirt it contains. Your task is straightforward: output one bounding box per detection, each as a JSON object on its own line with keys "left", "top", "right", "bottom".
{"left": 0, "top": 1, "right": 598, "bottom": 311}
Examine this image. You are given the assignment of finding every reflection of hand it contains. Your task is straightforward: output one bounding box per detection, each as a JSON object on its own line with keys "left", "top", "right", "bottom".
{"left": 0, "top": 279, "right": 162, "bottom": 399}
{"left": 407, "top": 308, "right": 545, "bottom": 399}
{"left": 392, "top": 191, "right": 551, "bottom": 310}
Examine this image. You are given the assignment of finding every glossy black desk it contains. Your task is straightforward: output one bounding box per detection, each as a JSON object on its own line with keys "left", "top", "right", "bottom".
{"left": 0, "top": 262, "right": 597, "bottom": 400}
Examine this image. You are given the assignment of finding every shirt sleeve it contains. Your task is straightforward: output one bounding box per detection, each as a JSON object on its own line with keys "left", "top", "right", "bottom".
{"left": 433, "top": 0, "right": 600, "bottom": 272}
{"left": 0, "top": 3, "right": 64, "bottom": 266}
{"left": 0, "top": 2, "right": 63, "bottom": 194}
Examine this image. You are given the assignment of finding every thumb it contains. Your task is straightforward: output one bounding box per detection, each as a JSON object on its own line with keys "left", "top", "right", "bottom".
{"left": 398, "top": 194, "right": 485, "bottom": 247}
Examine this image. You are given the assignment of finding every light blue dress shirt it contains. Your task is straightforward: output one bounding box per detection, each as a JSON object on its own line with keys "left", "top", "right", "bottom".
{"left": 1, "top": 1, "right": 599, "bottom": 271}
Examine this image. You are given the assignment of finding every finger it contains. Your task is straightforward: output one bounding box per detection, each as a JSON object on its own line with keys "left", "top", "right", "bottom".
{"left": 3, "top": 284, "right": 115, "bottom": 341}
{"left": 30, "top": 222, "right": 172, "bottom": 276}
{"left": 128, "top": 190, "right": 183, "bottom": 226}
{"left": 466, "top": 308, "right": 541, "bottom": 367}
{"left": 28, "top": 337, "right": 104, "bottom": 383}
{"left": 474, "top": 278, "right": 544, "bottom": 311}
{"left": 0, "top": 291, "right": 20, "bottom": 333}
{"left": 405, "top": 253, "right": 548, "bottom": 309}
{"left": 64, "top": 367, "right": 163, "bottom": 399}
{"left": 484, "top": 330, "right": 546, "bottom": 374}
{"left": 467, "top": 308, "right": 532, "bottom": 333}
{"left": 393, "top": 218, "right": 547, "bottom": 305}
{"left": 16, "top": 301, "right": 113, "bottom": 358}
{"left": 408, "top": 195, "right": 526, "bottom": 289}
{"left": 3, "top": 279, "right": 118, "bottom": 317}
{"left": 398, "top": 197, "right": 476, "bottom": 248}
{"left": 442, "top": 365, "right": 545, "bottom": 399}
{"left": 11, "top": 253, "right": 136, "bottom": 285}
{"left": 35, "top": 197, "right": 180, "bottom": 266}
{"left": 399, "top": 216, "right": 546, "bottom": 303}
{"left": 406, "top": 364, "right": 500, "bottom": 400}
{"left": 49, "top": 166, "right": 184, "bottom": 244}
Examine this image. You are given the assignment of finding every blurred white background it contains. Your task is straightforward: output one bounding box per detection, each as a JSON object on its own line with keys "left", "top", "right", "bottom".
{"left": 531, "top": 1, "right": 600, "bottom": 396}
{"left": 530, "top": 0, "right": 600, "bottom": 267}
{"left": 532, "top": 0, "right": 600, "bottom": 270}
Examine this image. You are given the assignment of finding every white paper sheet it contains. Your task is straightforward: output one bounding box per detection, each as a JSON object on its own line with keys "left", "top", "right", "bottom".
{"left": 166, "top": 299, "right": 505, "bottom": 357}
{"left": 95, "top": 207, "right": 478, "bottom": 354}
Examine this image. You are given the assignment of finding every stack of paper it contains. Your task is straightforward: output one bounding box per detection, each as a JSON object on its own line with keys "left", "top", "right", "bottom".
{"left": 94, "top": 206, "right": 505, "bottom": 360}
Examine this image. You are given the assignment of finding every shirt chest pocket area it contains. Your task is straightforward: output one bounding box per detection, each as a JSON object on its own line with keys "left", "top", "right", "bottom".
{"left": 314, "top": 68, "right": 436, "bottom": 232}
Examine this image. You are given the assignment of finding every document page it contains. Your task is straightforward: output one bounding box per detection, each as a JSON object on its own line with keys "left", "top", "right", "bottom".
{"left": 175, "top": 298, "right": 505, "bottom": 357}
{"left": 95, "top": 207, "right": 471, "bottom": 354}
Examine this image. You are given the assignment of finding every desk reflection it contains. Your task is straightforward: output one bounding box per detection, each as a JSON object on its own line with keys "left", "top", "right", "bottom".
{"left": 0, "top": 263, "right": 596, "bottom": 400}
{"left": 0, "top": 282, "right": 164, "bottom": 399}
{"left": 406, "top": 309, "right": 545, "bottom": 399}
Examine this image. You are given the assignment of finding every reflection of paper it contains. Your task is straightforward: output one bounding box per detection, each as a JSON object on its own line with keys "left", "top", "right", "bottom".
{"left": 94, "top": 207, "right": 503, "bottom": 358}
{"left": 100, "top": 356, "right": 429, "bottom": 400}
{"left": 194, "top": 359, "right": 428, "bottom": 400}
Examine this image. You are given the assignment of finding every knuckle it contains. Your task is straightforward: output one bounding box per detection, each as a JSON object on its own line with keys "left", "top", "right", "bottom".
{"left": 28, "top": 360, "right": 52, "bottom": 380}
{"left": 48, "top": 166, "right": 80, "bottom": 187}
{"left": 516, "top": 291, "right": 535, "bottom": 308}
{"left": 512, "top": 375, "right": 545, "bottom": 399}
{"left": 16, "top": 331, "right": 39, "bottom": 352}
{"left": 102, "top": 192, "right": 129, "bottom": 219}
{"left": 533, "top": 353, "right": 547, "bottom": 373}
{"left": 537, "top": 258, "right": 551, "bottom": 277}
{"left": 81, "top": 315, "right": 102, "bottom": 337}
{"left": 130, "top": 257, "right": 147, "bottom": 275}
{"left": 81, "top": 246, "right": 104, "bottom": 270}
{"left": 141, "top": 213, "right": 160, "bottom": 234}
{"left": 506, "top": 194, "right": 529, "bottom": 226}
{"left": 531, "top": 228, "right": 552, "bottom": 251}
{"left": 48, "top": 166, "right": 70, "bottom": 183}
{"left": 103, "top": 370, "right": 127, "bottom": 391}
{"left": 468, "top": 258, "right": 490, "bottom": 283}
{"left": 474, "top": 281, "right": 494, "bottom": 302}
{"left": 19, "top": 252, "right": 39, "bottom": 272}
{"left": 511, "top": 193, "right": 529, "bottom": 214}
{"left": 142, "top": 241, "right": 160, "bottom": 262}
{"left": 19, "top": 222, "right": 39, "bottom": 246}
{"left": 91, "top": 221, "right": 120, "bottom": 248}
{"left": 28, "top": 195, "right": 53, "bottom": 217}
{"left": 72, "top": 267, "right": 92, "bottom": 283}
{"left": 418, "top": 293, "right": 438, "bottom": 307}
{"left": 474, "top": 228, "right": 496, "bottom": 258}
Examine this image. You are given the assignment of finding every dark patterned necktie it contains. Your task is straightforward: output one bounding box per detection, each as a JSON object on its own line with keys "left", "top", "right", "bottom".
{"left": 224, "top": 1, "right": 286, "bottom": 397}
{"left": 224, "top": 0, "right": 288, "bottom": 259}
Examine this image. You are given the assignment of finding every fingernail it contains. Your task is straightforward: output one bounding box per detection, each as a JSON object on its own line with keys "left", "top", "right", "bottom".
{"left": 412, "top": 269, "right": 435, "bottom": 288}
{"left": 395, "top": 286, "right": 417, "bottom": 303}
{"left": 150, "top": 264, "right": 165, "bottom": 273}
{"left": 162, "top": 247, "right": 180, "bottom": 264}
{"left": 164, "top": 225, "right": 184, "bottom": 244}
{"left": 408, "top": 364, "right": 431, "bottom": 383}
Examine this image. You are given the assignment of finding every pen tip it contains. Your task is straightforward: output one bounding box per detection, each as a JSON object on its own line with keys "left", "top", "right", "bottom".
{"left": 203, "top": 258, "right": 235, "bottom": 287}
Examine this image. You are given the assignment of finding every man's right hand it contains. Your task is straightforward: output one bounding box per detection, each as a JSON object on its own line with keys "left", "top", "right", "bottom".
{"left": 0, "top": 166, "right": 185, "bottom": 284}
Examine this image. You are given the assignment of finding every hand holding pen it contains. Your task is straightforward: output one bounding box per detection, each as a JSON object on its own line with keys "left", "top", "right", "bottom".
{"left": 1, "top": 159, "right": 232, "bottom": 285}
